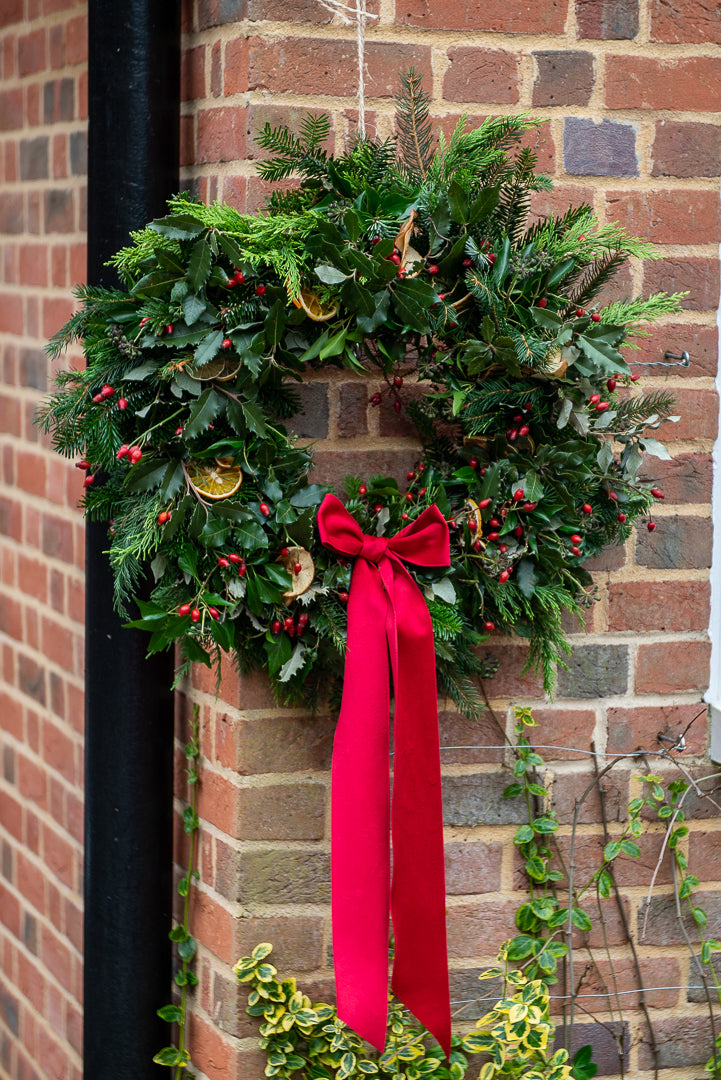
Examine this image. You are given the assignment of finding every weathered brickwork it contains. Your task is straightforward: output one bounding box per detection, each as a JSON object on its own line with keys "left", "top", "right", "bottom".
{"left": 1, "top": 1, "right": 720, "bottom": 1078}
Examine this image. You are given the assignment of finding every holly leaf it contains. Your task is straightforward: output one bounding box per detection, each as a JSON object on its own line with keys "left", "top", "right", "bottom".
{"left": 182, "top": 291, "right": 206, "bottom": 326}
{"left": 194, "top": 329, "right": 225, "bottom": 365}
{"left": 241, "top": 400, "right": 267, "bottom": 437}
{"left": 516, "top": 559, "right": 537, "bottom": 598}
{"left": 187, "top": 238, "right": 212, "bottom": 292}
{"left": 233, "top": 519, "right": 269, "bottom": 551}
{"left": 264, "top": 299, "right": 287, "bottom": 347}
{"left": 278, "top": 641, "right": 308, "bottom": 683}
{"left": 124, "top": 457, "right": 168, "bottom": 492}
{"left": 159, "top": 460, "right": 184, "bottom": 500}
{"left": 184, "top": 388, "right": 224, "bottom": 438}
{"left": 149, "top": 213, "right": 204, "bottom": 239}
{"left": 217, "top": 233, "right": 244, "bottom": 267}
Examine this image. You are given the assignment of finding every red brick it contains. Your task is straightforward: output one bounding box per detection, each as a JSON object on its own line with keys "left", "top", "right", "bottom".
{"left": 42, "top": 824, "right": 75, "bottom": 889}
{"left": 608, "top": 703, "right": 707, "bottom": 755}
{"left": 0, "top": 0, "right": 22, "bottom": 27}
{"left": 181, "top": 44, "right": 206, "bottom": 102}
{"left": 447, "top": 899, "right": 517, "bottom": 957}
{"left": 640, "top": 452, "right": 711, "bottom": 505}
{"left": 189, "top": 890, "right": 237, "bottom": 965}
{"left": 526, "top": 708, "right": 597, "bottom": 760}
{"left": 643, "top": 257, "right": 719, "bottom": 315}
{"left": 41, "top": 719, "right": 76, "bottom": 784}
{"left": 65, "top": 13, "right": 86, "bottom": 64}
{"left": 223, "top": 37, "right": 249, "bottom": 95}
{"left": 187, "top": 1011, "right": 235, "bottom": 1078}
{"left": 607, "top": 579, "right": 709, "bottom": 633}
{"left": 606, "top": 56, "right": 721, "bottom": 112}
{"left": 605, "top": 189, "right": 720, "bottom": 246}
{"left": 443, "top": 48, "right": 519, "bottom": 104}
{"left": 395, "top": 0, "right": 566, "bottom": 32}
{"left": 196, "top": 768, "right": 241, "bottom": 836}
{"left": 636, "top": 639, "right": 710, "bottom": 693}
{"left": 17, "top": 29, "right": 46, "bottom": 77}
{"left": 17, "top": 754, "right": 47, "bottom": 806}
{"left": 0, "top": 791, "right": 22, "bottom": 842}
{"left": 650, "top": 0, "right": 721, "bottom": 43}
{"left": 633, "top": 324, "right": 717, "bottom": 379}
{"left": 248, "top": 36, "right": 432, "bottom": 98}
{"left": 533, "top": 51, "right": 594, "bottom": 107}
{"left": 652, "top": 121, "right": 721, "bottom": 178}
{"left": 195, "top": 105, "right": 247, "bottom": 164}
{"left": 660, "top": 389, "right": 718, "bottom": 443}
{"left": 484, "top": 644, "right": 545, "bottom": 699}
{"left": 438, "top": 708, "right": 505, "bottom": 764}
{"left": 39, "top": 923, "right": 72, "bottom": 986}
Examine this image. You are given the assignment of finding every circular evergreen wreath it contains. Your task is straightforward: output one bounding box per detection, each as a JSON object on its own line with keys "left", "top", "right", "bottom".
{"left": 40, "top": 72, "right": 682, "bottom": 714}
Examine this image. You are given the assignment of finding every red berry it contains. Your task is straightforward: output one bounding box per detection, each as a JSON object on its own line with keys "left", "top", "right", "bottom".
{"left": 571, "top": 534, "right": 582, "bottom": 544}
{"left": 498, "top": 543, "right": 507, "bottom": 553}
{"left": 478, "top": 498, "right": 492, "bottom": 509}
{"left": 374, "top": 504, "right": 383, "bottom": 514}
{"left": 576, "top": 308, "right": 585, "bottom": 317}
{"left": 650, "top": 488, "right": 665, "bottom": 499}
{"left": 92, "top": 393, "right": 104, "bottom": 404}
{"left": 390, "top": 251, "right": 401, "bottom": 265}
{"left": 607, "top": 378, "right": 617, "bottom": 392}
{"left": 371, "top": 392, "right": 382, "bottom": 406}
{"left": 468, "top": 519, "right": 477, "bottom": 532}
{"left": 208, "top": 607, "right": 220, "bottom": 620}
{"left": 393, "top": 400, "right": 402, "bottom": 413}
{"left": 401, "top": 512, "right": 409, "bottom": 521}
{"left": 178, "top": 604, "right": 191, "bottom": 616}
{"left": 397, "top": 267, "right": 407, "bottom": 278}
{"left": 519, "top": 424, "right": 530, "bottom": 437}
{"left": 507, "top": 428, "right": 518, "bottom": 441}
{"left": 280, "top": 548, "right": 289, "bottom": 558}
{"left": 298, "top": 612, "right": 309, "bottom": 628}
{"left": 487, "top": 531, "right": 500, "bottom": 542}
{"left": 284, "top": 616, "right": 295, "bottom": 631}
{"left": 489, "top": 518, "right": 501, "bottom": 528}
{"left": 469, "top": 457, "right": 478, "bottom": 469}
{"left": 217, "top": 557, "right": 230, "bottom": 569}
{"left": 76, "top": 459, "right": 91, "bottom": 470}
{"left": 596, "top": 401, "right": 610, "bottom": 412}
{"left": 358, "top": 484, "right": 367, "bottom": 496}
{"left": 338, "top": 591, "right": 349, "bottom": 603}
{"left": 480, "top": 467, "right": 487, "bottom": 476}
{"left": 537, "top": 297, "right": 548, "bottom": 308}
{"left": 234, "top": 270, "right": 245, "bottom": 284}
{"left": 407, "top": 471, "right": 415, "bottom": 480}
{"left": 647, "top": 521, "right": 656, "bottom": 532}
{"left": 294, "top": 562, "right": 303, "bottom": 574}
{"left": 591, "top": 312, "right": 601, "bottom": 322}
{"left": 287, "top": 624, "right": 296, "bottom": 638}
{"left": 608, "top": 491, "right": 618, "bottom": 501}
{"left": 165, "top": 324, "right": 174, "bottom": 335}
{"left": 117, "top": 397, "right": 128, "bottom": 410}
{"left": 190, "top": 608, "right": 200, "bottom": 623}
{"left": 255, "top": 284, "right": 266, "bottom": 296}
{"left": 419, "top": 487, "right": 427, "bottom": 497}
{"left": 238, "top": 562, "right": 247, "bottom": 577}
{"left": 617, "top": 512, "right": 626, "bottom": 523}
{"left": 513, "top": 525, "right": 524, "bottom": 538}
{"left": 579, "top": 234, "right": 586, "bottom": 241}
{"left": 272, "top": 619, "right": 282, "bottom": 634}
{"left": 259, "top": 502, "right": 270, "bottom": 516}
{"left": 513, "top": 414, "right": 523, "bottom": 422}
{"left": 487, "top": 252, "right": 497, "bottom": 264}
{"left": 101, "top": 384, "right": 114, "bottom": 398}
{"left": 130, "top": 447, "right": 142, "bottom": 463}
{"left": 83, "top": 474, "right": 95, "bottom": 487}
{"left": 589, "top": 393, "right": 601, "bottom": 405}
{"left": 474, "top": 539, "right": 482, "bottom": 551}
{"left": 116, "top": 445, "right": 129, "bottom": 460}
{"left": 438, "top": 293, "right": 445, "bottom": 301}
{"left": 222, "top": 337, "right": 232, "bottom": 349}
{"left": 571, "top": 545, "right": 581, "bottom": 557}
{"left": 513, "top": 489, "right": 525, "bottom": 502}
{"left": 483, "top": 620, "right": 495, "bottom": 632}
{"left": 448, "top": 518, "right": 456, "bottom": 528}
{"left": 228, "top": 553, "right": 242, "bottom": 564}
{"left": 139, "top": 316, "right": 150, "bottom": 327}
{"left": 393, "top": 374, "right": 403, "bottom": 388}
{"left": 582, "top": 503, "right": 592, "bottom": 515}
{"left": 427, "top": 264, "right": 439, "bottom": 275}
{"left": 630, "top": 373, "right": 640, "bottom": 382}
{"left": 372, "top": 237, "right": 381, "bottom": 245}
{"left": 175, "top": 426, "right": 183, "bottom": 435}
{"left": 499, "top": 568, "right": 510, "bottom": 583}
{"left": 521, "top": 502, "right": 537, "bottom": 512}
{"left": 226, "top": 278, "right": 237, "bottom": 288}
{"left": 463, "top": 257, "right": 472, "bottom": 267}
{"left": 158, "top": 511, "right": 170, "bottom": 525}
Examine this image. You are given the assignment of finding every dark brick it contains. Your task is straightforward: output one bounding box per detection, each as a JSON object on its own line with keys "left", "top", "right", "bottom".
{"left": 247, "top": 0, "right": 336, "bottom": 20}
{"left": 638, "top": 890, "right": 721, "bottom": 947}
{"left": 439, "top": 708, "right": 505, "bottom": 765}
{"left": 0, "top": 989, "right": 18, "bottom": 1036}
{"left": 43, "top": 77, "right": 74, "bottom": 123}
{"left": 577, "top": 0, "right": 639, "bottom": 38}
{"left": 22, "top": 913, "right": 37, "bottom": 953}
{"left": 311, "top": 447, "right": 420, "bottom": 491}
{"left": 551, "top": 767, "right": 629, "bottom": 825}
{"left": 555, "top": 1022, "right": 629, "bottom": 1075}
{"left": 447, "top": 899, "right": 518, "bottom": 957}
{"left": 337, "top": 382, "right": 368, "bottom": 438}
{"left": 288, "top": 382, "right": 329, "bottom": 439}
{"left": 443, "top": 47, "right": 519, "bottom": 104}
{"left": 442, "top": 772, "right": 526, "bottom": 827}
{"left": 652, "top": 120, "right": 721, "bottom": 177}
{"left": 636, "top": 514, "right": 712, "bottom": 569}
{"left": 69, "top": 130, "right": 87, "bottom": 176}
{"left": 235, "top": 914, "right": 324, "bottom": 970}
{"left": 582, "top": 543, "right": 625, "bottom": 572}
{"left": 608, "top": 704, "right": 708, "bottom": 757}
{"left": 212, "top": 970, "right": 259, "bottom": 1041}
{"left": 237, "top": 783, "right": 326, "bottom": 840}
{"left": 0, "top": 193, "right": 24, "bottom": 235}
{"left": 532, "top": 51, "right": 594, "bottom": 106}
{"left": 449, "top": 968, "right": 503, "bottom": 1019}
{"left": 444, "top": 840, "right": 503, "bottom": 894}
{"left": 642, "top": 256, "right": 719, "bottom": 313}
{"left": 1, "top": 841, "right": 12, "bottom": 881}
{"left": 220, "top": 713, "right": 335, "bottom": 774}
{"left": 563, "top": 117, "right": 638, "bottom": 177}
{"left": 18, "top": 655, "right": 46, "bottom": 705}
{"left": 2, "top": 746, "right": 14, "bottom": 784}
{"left": 19, "top": 348, "right": 47, "bottom": 392}
{"left": 238, "top": 850, "right": 330, "bottom": 904}
{"left": 19, "top": 137, "right": 48, "bottom": 181}
{"left": 558, "top": 644, "right": 628, "bottom": 699}
{"left": 44, "top": 190, "right": 74, "bottom": 234}
{"left": 639, "top": 452, "right": 711, "bottom": 505}
{"left": 673, "top": 764, "right": 721, "bottom": 819}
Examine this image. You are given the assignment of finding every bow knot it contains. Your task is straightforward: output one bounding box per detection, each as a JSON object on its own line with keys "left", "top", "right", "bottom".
{"left": 360, "top": 534, "right": 389, "bottom": 564}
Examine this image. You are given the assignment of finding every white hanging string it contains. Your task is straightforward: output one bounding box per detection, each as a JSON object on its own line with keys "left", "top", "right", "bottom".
{"left": 316, "top": 0, "right": 378, "bottom": 137}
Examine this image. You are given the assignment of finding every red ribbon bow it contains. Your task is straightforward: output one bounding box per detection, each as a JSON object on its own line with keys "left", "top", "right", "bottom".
{"left": 317, "top": 493, "right": 451, "bottom": 1057}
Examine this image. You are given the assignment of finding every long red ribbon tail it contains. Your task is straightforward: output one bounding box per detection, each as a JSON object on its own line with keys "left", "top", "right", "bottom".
{"left": 331, "top": 556, "right": 392, "bottom": 1051}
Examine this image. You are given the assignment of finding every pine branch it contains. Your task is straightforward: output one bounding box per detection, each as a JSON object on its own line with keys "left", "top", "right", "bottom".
{"left": 561, "top": 252, "right": 627, "bottom": 312}
{"left": 395, "top": 67, "right": 434, "bottom": 183}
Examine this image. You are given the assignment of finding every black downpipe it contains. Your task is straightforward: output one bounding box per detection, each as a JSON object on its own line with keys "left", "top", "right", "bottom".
{"left": 84, "top": 2, "right": 179, "bottom": 1077}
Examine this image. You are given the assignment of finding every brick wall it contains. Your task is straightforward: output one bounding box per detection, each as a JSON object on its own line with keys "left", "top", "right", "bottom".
{"left": 1, "top": 1, "right": 720, "bottom": 1078}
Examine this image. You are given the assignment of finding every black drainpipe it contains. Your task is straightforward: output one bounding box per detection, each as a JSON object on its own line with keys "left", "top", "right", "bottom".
{"left": 84, "top": 2, "right": 179, "bottom": 1076}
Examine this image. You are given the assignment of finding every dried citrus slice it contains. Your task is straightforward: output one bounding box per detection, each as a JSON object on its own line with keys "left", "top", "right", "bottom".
{"left": 465, "top": 498, "right": 483, "bottom": 536}
{"left": 292, "top": 289, "right": 338, "bottom": 322}
{"left": 278, "top": 546, "right": 315, "bottom": 602}
{"left": 187, "top": 459, "right": 243, "bottom": 500}
{"left": 186, "top": 356, "right": 240, "bottom": 382}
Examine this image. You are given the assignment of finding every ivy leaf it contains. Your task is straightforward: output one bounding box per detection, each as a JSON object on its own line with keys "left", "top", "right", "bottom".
{"left": 184, "top": 387, "right": 224, "bottom": 438}
{"left": 314, "top": 264, "right": 350, "bottom": 285}
{"left": 153, "top": 1047, "right": 187, "bottom": 1067}
{"left": 187, "top": 238, "right": 212, "bottom": 292}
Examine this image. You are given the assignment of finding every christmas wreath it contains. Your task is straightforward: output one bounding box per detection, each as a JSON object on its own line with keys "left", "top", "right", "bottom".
{"left": 40, "top": 71, "right": 682, "bottom": 712}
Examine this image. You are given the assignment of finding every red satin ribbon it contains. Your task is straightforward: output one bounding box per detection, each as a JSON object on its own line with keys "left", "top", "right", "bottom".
{"left": 317, "top": 493, "right": 451, "bottom": 1057}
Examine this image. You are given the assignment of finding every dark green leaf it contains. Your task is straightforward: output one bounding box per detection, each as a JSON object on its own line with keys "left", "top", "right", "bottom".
{"left": 150, "top": 213, "right": 204, "bottom": 239}
{"left": 159, "top": 460, "right": 184, "bottom": 500}
{"left": 194, "top": 329, "right": 225, "bottom": 365}
{"left": 314, "top": 264, "right": 349, "bottom": 285}
{"left": 187, "top": 238, "right": 212, "bottom": 292}
{"left": 125, "top": 457, "right": 168, "bottom": 492}
{"left": 264, "top": 299, "right": 287, "bottom": 347}
{"left": 241, "top": 400, "right": 267, "bottom": 436}
{"left": 157, "top": 1004, "right": 183, "bottom": 1023}
{"left": 182, "top": 291, "right": 207, "bottom": 326}
{"left": 185, "top": 388, "right": 224, "bottom": 438}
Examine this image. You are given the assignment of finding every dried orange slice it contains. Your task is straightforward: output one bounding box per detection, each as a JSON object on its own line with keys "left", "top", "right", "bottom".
{"left": 291, "top": 289, "right": 338, "bottom": 322}
{"left": 278, "top": 546, "right": 315, "bottom": 602}
{"left": 187, "top": 459, "right": 243, "bottom": 500}
{"left": 465, "top": 498, "right": 484, "bottom": 537}
{"left": 187, "top": 356, "right": 240, "bottom": 382}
